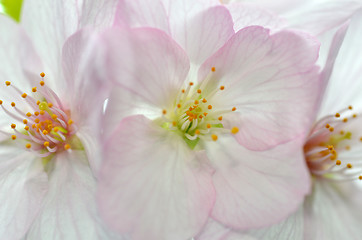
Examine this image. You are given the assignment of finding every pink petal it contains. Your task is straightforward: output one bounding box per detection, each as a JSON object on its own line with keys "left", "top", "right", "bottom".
{"left": 226, "top": 3, "right": 286, "bottom": 32}
{"left": 177, "top": 5, "right": 234, "bottom": 65}
{"left": 0, "top": 146, "right": 48, "bottom": 240}
{"left": 200, "top": 26, "right": 321, "bottom": 150}
{"left": 98, "top": 27, "right": 189, "bottom": 136}
{"left": 98, "top": 115, "right": 215, "bottom": 240}
{"left": 115, "top": 0, "right": 231, "bottom": 65}
{"left": 62, "top": 29, "right": 109, "bottom": 123}
{"left": 27, "top": 151, "right": 113, "bottom": 239}
{"left": 196, "top": 219, "right": 230, "bottom": 240}
{"left": 304, "top": 180, "right": 362, "bottom": 240}
{"left": 205, "top": 135, "right": 310, "bottom": 229}
{"left": 197, "top": 208, "right": 304, "bottom": 240}
{"left": 114, "top": 0, "right": 171, "bottom": 34}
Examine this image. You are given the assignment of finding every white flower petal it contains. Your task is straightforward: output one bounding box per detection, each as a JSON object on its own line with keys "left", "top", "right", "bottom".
{"left": 26, "top": 151, "right": 110, "bottom": 240}
{"left": 0, "top": 145, "right": 48, "bottom": 240}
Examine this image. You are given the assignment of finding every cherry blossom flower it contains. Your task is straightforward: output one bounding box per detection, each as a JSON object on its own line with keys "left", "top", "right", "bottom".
{"left": 96, "top": 1, "right": 323, "bottom": 239}
{"left": 0, "top": 1, "right": 121, "bottom": 239}
{"left": 196, "top": 9, "right": 362, "bottom": 240}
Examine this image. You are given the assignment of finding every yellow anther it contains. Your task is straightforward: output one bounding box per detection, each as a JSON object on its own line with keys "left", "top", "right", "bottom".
{"left": 218, "top": 116, "right": 223, "bottom": 121}
{"left": 172, "top": 121, "right": 177, "bottom": 126}
{"left": 11, "top": 124, "right": 16, "bottom": 129}
{"left": 329, "top": 127, "right": 334, "bottom": 132}
{"left": 52, "top": 114, "right": 57, "bottom": 120}
{"left": 0, "top": 100, "right": 2, "bottom": 104}
{"left": 211, "top": 67, "right": 216, "bottom": 72}
{"left": 177, "top": 104, "right": 181, "bottom": 108}
{"left": 336, "top": 160, "right": 341, "bottom": 165}
{"left": 34, "top": 119, "right": 40, "bottom": 123}
{"left": 22, "top": 93, "right": 27, "bottom": 98}
{"left": 199, "top": 115, "right": 203, "bottom": 119}
{"left": 220, "top": 86, "right": 225, "bottom": 90}
{"left": 353, "top": 114, "right": 357, "bottom": 118}
{"left": 189, "top": 82, "right": 194, "bottom": 86}
{"left": 203, "top": 112, "right": 208, "bottom": 116}
{"left": 181, "top": 89, "right": 185, "bottom": 93}
{"left": 347, "top": 163, "right": 352, "bottom": 168}
{"left": 231, "top": 127, "right": 239, "bottom": 134}
{"left": 40, "top": 81, "right": 45, "bottom": 86}
{"left": 11, "top": 135, "right": 16, "bottom": 140}
{"left": 211, "top": 134, "right": 218, "bottom": 141}
{"left": 197, "top": 89, "right": 202, "bottom": 94}
{"left": 11, "top": 102, "right": 15, "bottom": 107}
{"left": 34, "top": 111, "right": 39, "bottom": 116}
{"left": 359, "top": 176, "right": 362, "bottom": 180}
{"left": 360, "top": 137, "right": 362, "bottom": 142}
{"left": 208, "top": 105, "right": 212, "bottom": 110}
{"left": 162, "top": 109, "right": 167, "bottom": 115}
{"left": 348, "top": 105, "right": 353, "bottom": 110}
{"left": 48, "top": 102, "right": 53, "bottom": 108}
{"left": 23, "top": 119, "right": 28, "bottom": 124}
{"left": 194, "top": 100, "right": 199, "bottom": 104}
{"left": 32, "top": 87, "right": 37, "bottom": 92}
{"left": 26, "top": 143, "right": 31, "bottom": 149}
{"left": 327, "top": 145, "right": 334, "bottom": 151}
{"left": 325, "top": 124, "right": 330, "bottom": 129}
{"left": 32, "top": 124, "right": 36, "bottom": 129}
{"left": 340, "top": 130, "right": 344, "bottom": 135}
{"left": 335, "top": 113, "right": 340, "bottom": 118}
{"left": 44, "top": 141, "right": 50, "bottom": 147}
{"left": 202, "top": 98, "right": 207, "bottom": 103}
{"left": 24, "top": 126, "right": 29, "bottom": 131}
{"left": 5, "top": 81, "right": 11, "bottom": 86}
{"left": 195, "top": 129, "right": 200, "bottom": 135}
{"left": 36, "top": 124, "right": 41, "bottom": 128}
{"left": 64, "top": 144, "right": 71, "bottom": 150}
{"left": 343, "top": 118, "right": 348, "bottom": 122}
{"left": 40, "top": 110, "right": 45, "bottom": 115}
{"left": 36, "top": 100, "right": 40, "bottom": 105}
{"left": 40, "top": 72, "right": 45, "bottom": 77}
{"left": 232, "top": 107, "right": 236, "bottom": 111}
{"left": 53, "top": 127, "right": 59, "bottom": 132}
{"left": 330, "top": 155, "right": 336, "bottom": 160}
{"left": 42, "top": 130, "right": 48, "bottom": 135}
{"left": 206, "top": 123, "right": 211, "bottom": 128}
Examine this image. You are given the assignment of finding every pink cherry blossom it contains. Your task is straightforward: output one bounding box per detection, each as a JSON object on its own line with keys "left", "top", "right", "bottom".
{"left": 0, "top": 1, "right": 121, "bottom": 239}
{"left": 96, "top": 1, "right": 323, "bottom": 239}
{"left": 197, "top": 8, "right": 362, "bottom": 240}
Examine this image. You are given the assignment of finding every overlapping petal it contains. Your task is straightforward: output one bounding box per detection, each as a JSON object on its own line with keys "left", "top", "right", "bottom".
{"left": 26, "top": 151, "right": 110, "bottom": 240}
{"left": 200, "top": 26, "right": 320, "bottom": 150}
{"left": 98, "top": 27, "right": 189, "bottom": 137}
{"left": 0, "top": 145, "right": 48, "bottom": 240}
{"left": 98, "top": 115, "right": 215, "bottom": 240}
{"left": 205, "top": 135, "right": 310, "bottom": 229}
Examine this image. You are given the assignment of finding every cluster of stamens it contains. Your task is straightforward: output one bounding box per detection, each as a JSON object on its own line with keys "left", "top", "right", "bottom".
{"left": 0, "top": 73, "right": 76, "bottom": 158}
{"left": 304, "top": 105, "right": 362, "bottom": 181}
{"left": 161, "top": 67, "right": 238, "bottom": 148}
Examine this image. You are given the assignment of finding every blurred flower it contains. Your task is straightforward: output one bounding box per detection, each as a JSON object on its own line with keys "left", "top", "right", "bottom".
{"left": 196, "top": 9, "right": 362, "bottom": 240}
{"left": 96, "top": 1, "right": 323, "bottom": 239}
{"left": 0, "top": 0, "right": 119, "bottom": 239}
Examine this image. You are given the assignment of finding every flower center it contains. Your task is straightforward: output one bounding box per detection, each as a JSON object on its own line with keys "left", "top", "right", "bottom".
{"left": 0, "top": 73, "right": 77, "bottom": 159}
{"left": 160, "top": 67, "right": 238, "bottom": 149}
{"left": 304, "top": 105, "right": 362, "bottom": 181}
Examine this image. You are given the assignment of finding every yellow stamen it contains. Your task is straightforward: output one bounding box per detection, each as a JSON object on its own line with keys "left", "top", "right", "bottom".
{"left": 231, "top": 127, "right": 239, "bottom": 134}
